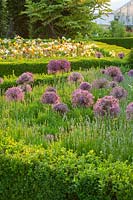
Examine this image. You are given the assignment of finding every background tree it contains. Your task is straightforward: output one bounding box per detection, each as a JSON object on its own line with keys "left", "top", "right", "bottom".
{"left": 24, "top": 0, "right": 111, "bottom": 38}
{"left": 110, "top": 20, "right": 126, "bottom": 37}
{"left": 0, "top": 0, "right": 8, "bottom": 37}
{"left": 6, "top": 0, "right": 29, "bottom": 38}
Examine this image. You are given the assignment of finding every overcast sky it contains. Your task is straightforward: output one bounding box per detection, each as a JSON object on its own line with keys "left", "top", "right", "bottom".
{"left": 111, "top": 0, "right": 130, "bottom": 10}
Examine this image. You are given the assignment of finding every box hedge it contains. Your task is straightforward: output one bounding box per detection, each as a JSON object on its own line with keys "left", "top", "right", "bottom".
{"left": 0, "top": 136, "right": 133, "bottom": 200}
{"left": 0, "top": 57, "right": 129, "bottom": 77}
{"left": 93, "top": 38, "right": 133, "bottom": 49}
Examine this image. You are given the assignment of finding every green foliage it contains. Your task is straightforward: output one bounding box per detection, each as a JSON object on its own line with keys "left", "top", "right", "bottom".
{"left": 128, "top": 48, "right": 133, "bottom": 65}
{"left": 0, "top": 0, "right": 8, "bottom": 37}
{"left": 6, "top": 0, "right": 29, "bottom": 38}
{"left": 24, "top": 0, "right": 111, "bottom": 38}
{"left": 0, "top": 136, "right": 133, "bottom": 200}
{"left": 0, "top": 57, "right": 128, "bottom": 77}
{"left": 93, "top": 37, "right": 133, "bottom": 49}
{"left": 110, "top": 20, "right": 126, "bottom": 38}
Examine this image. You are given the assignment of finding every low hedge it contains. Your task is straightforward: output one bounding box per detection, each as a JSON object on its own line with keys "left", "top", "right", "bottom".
{"left": 93, "top": 38, "right": 133, "bottom": 49}
{"left": 0, "top": 57, "right": 128, "bottom": 77}
{"left": 0, "top": 136, "right": 133, "bottom": 200}
{"left": 0, "top": 73, "right": 68, "bottom": 92}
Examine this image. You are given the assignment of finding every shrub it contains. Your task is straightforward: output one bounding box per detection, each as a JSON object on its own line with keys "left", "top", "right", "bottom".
{"left": 0, "top": 136, "right": 133, "bottom": 200}
{"left": 93, "top": 37, "right": 133, "bottom": 49}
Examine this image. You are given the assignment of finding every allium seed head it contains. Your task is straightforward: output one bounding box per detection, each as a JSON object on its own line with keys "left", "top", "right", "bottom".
{"left": 126, "top": 102, "right": 133, "bottom": 120}
{"left": 72, "top": 89, "right": 94, "bottom": 107}
{"left": 47, "top": 59, "right": 71, "bottom": 74}
{"left": 53, "top": 103, "right": 69, "bottom": 114}
{"left": 128, "top": 70, "right": 133, "bottom": 77}
{"left": 94, "top": 96, "right": 120, "bottom": 117}
{"left": 92, "top": 78, "right": 109, "bottom": 89}
{"left": 18, "top": 84, "right": 32, "bottom": 93}
{"left": 41, "top": 92, "right": 60, "bottom": 104}
{"left": 79, "top": 82, "right": 92, "bottom": 91}
{"left": 68, "top": 72, "right": 84, "bottom": 83}
{"left": 110, "top": 86, "right": 128, "bottom": 100}
{"left": 17, "top": 72, "right": 34, "bottom": 84}
{"left": 5, "top": 87, "right": 24, "bottom": 102}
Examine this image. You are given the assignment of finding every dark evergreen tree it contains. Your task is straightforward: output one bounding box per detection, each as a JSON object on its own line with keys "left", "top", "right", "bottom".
{"left": 6, "top": 0, "right": 29, "bottom": 38}
{"left": 24, "top": 0, "right": 111, "bottom": 38}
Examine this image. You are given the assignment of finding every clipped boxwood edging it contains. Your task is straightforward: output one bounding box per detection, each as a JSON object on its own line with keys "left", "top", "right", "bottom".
{"left": 93, "top": 38, "right": 133, "bottom": 49}
{"left": 0, "top": 136, "right": 133, "bottom": 200}
{"left": 0, "top": 57, "right": 129, "bottom": 77}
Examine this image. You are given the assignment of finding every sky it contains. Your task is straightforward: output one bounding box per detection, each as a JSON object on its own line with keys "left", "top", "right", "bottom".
{"left": 110, "top": 0, "right": 130, "bottom": 10}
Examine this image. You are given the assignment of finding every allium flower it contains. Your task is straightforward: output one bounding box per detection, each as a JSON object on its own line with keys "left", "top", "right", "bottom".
{"left": 128, "top": 69, "right": 133, "bottom": 77}
{"left": 68, "top": 72, "right": 84, "bottom": 83}
{"left": 118, "top": 52, "right": 125, "bottom": 59}
{"left": 126, "top": 102, "right": 133, "bottom": 120}
{"left": 5, "top": 87, "right": 24, "bottom": 102}
{"left": 79, "top": 82, "right": 92, "bottom": 91}
{"left": 17, "top": 72, "right": 34, "bottom": 84}
{"left": 110, "top": 86, "right": 128, "bottom": 100}
{"left": 18, "top": 84, "right": 32, "bottom": 93}
{"left": 45, "top": 134, "right": 55, "bottom": 142}
{"left": 92, "top": 78, "right": 109, "bottom": 89}
{"left": 72, "top": 89, "right": 94, "bottom": 107}
{"left": 45, "top": 87, "right": 56, "bottom": 93}
{"left": 109, "top": 81, "right": 118, "bottom": 88}
{"left": 95, "top": 51, "right": 103, "bottom": 58}
{"left": 103, "top": 66, "right": 122, "bottom": 78}
{"left": 41, "top": 92, "right": 60, "bottom": 104}
{"left": 113, "top": 74, "right": 124, "bottom": 83}
{"left": 0, "top": 77, "right": 4, "bottom": 84}
{"left": 47, "top": 59, "right": 71, "bottom": 74}
{"left": 53, "top": 103, "right": 69, "bottom": 114}
{"left": 94, "top": 96, "right": 120, "bottom": 117}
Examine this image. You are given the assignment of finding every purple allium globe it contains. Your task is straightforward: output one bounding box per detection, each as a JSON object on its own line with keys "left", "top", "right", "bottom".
{"left": 126, "top": 102, "right": 133, "bottom": 120}
{"left": 113, "top": 74, "right": 124, "bottom": 83}
{"left": 95, "top": 51, "right": 103, "bottom": 58}
{"left": 41, "top": 92, "right": 60, "bottom": 104}
{"left": 47, "top": 59, "right": 71, "bottom": 74}
{"left": 94, "top": 96, "right": 120, "bottom": 117}
{"left": 109, "top": 81, "right": 118, "bottom": 88}
{"left": 45, "top": 134, "right": 55, "bottom": 142}
{"left": 45, "top": 87, "right": 56, "bottom": 93}
{"left": 68, "top": 72, "right": 84, "bottom": 83}
{"left": 103, "top": 66, "right": 122, "bottom": 78}
{"left": 118, "top": 52, "right": 125, "bottom": 59}
{"left": 79, "top": 82, "right": 92, "bottom": 91}
{"left": 128, "top": 69, "right": 133, "bottom": 77}
{"left": 0, "top": 77, "right": 4, "bottom": 84}
{"left": 17, "top": 72, "right": 34, "bottom": 84}
{"left": 5, "top": 87, "right": 24, "bottom": 102}
{"left": 92, "top": 78, "right": 109, "bottom": 89}
{"left": 72, "top": 89, "right": 94, "bottom": 107}
{"left": 18, "top": 84, "right": 32, "bottom": 93}
{"left": 53, "top": 103, "right": 69, "bottom": 114}
{"left": 110, "top": 86, "right": 128, "bottom": 100}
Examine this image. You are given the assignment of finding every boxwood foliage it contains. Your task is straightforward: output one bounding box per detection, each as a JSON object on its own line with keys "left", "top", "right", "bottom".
{"left": 93, "top": 38, "right": 133, "bottom": 49}
{"left": 0, "top": 135, "right": 133, "bottom": 200}
{"left": 0, "top": 57, "right": 128, "bottom": 77}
